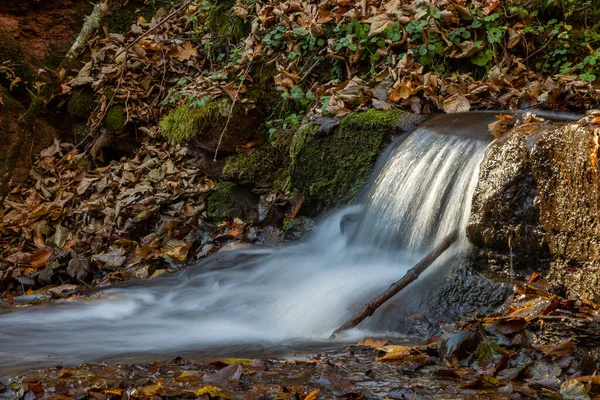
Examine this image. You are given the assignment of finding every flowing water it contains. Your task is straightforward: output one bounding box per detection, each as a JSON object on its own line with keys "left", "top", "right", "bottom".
{"left": 0, "top": 113, "right": 493, "bottom": 377}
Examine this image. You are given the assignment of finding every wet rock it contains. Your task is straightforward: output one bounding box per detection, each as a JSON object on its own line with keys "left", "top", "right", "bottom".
{"left": 531, "top": 122, "right": 600, "bottom": 302}
{"left": 206, "top": 182, "right": 259, "bottom": 223}
{"left": 468, "top": 116, "right": 600, "bottom": 300}
{"left": 467, "top": 123, "right": 550, "bottom": 276}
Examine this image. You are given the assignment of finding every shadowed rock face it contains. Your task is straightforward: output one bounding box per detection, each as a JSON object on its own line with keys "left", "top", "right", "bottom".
{"left": 468, "top": 116, "right": 600, "bottom": 301}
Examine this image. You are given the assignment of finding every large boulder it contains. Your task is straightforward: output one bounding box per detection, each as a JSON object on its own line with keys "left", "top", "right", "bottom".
{"left": 532, "top": 121, "right": 600, "bottom": 302}
{"left": 468, "top": 115, "right": 600, "bottom": 301}
{"left": 467, "top": 123, "right": 550, "bottom": 274}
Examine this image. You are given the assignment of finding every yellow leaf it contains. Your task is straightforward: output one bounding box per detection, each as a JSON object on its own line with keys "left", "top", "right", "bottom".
{"left": 195, "top": 386, "right": 229, "bottom": 398}
{"left": 377, "top": 345, "right": 412, "bottom": 361}
{"left": 140, "top": 384, "right": 162, "bottom": 397}
{"left": 305, "top": 389, "right": 319, "bottom": 400}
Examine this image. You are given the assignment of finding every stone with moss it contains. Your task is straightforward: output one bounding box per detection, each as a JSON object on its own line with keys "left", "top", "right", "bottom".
{"left": 160, "top": 98, "right": 256, "bottom": 152}
{"left": 104, "top": 105, "right": 127, "bottom": 134}
{"left": 0, "top": 33, "right": 35, "bottom": 90}
{"left": 222, "top": 130, "right": 293, "bottom": 188}
{"left": 283, "top": 216, "right": 315, "bottom": 242}
{"left": 206, "top": 181, "right": 259, "bottom": 223}
{"left": 203, "top": 0, "right": 250, "bottom": 61}
{"left": 290, "top": 108, "right": 409, "bottom": 212}
{"left": 160, "top": 101, "right": 223, "bottom": 143}
{"left": 0, "top": 88, "right": 24, "bottom": 113}
{"left": 67, "top": 89, "right": 95, "bottom": 120}
{"left": 105, "top": 0, "right": 177, "bottom": 34}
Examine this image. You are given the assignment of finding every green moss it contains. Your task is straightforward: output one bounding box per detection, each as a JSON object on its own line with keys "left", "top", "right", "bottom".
{"left": 0, "top": 88, "right": 24, "bottom": 113}
{"left": 222, "top": 130, "right": 293, "bottom": 187}
{"left": 0, "top": 33, "right": 35, "bottom": 89}
{"left": 203, "top": 0, "right": 251, "bottom": 60}
{"left": 106, "top": 0, "right": 177, "bottom": 34}
{"left": 160, "top": 101, "right": 223, "bottom": 143}
{"left": 207, "top": 182, "right": 238, "bottom": 221}
{"left": 67, "top": 89, "right": 95, "bottom": 120}
{"left": 206, "top": 181, "right": 258, "bottom": 223}
{"left": 290, "top": 109, "right": 408, "bottom": 211}
{"left": 104, "top": 105, "right": 127, "bottom": 134}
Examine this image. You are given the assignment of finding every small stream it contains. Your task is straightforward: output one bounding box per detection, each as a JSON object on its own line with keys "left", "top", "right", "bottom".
{"left": 0, "top": 113, "right": 495, "bottom": 378}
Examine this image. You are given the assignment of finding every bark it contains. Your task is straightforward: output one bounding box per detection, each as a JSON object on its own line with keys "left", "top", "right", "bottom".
{"left": 0, "top": 1, "right": 109, "bottom": 205}
{"left": 330, "top": 229, "right": 459, "bottom": 339}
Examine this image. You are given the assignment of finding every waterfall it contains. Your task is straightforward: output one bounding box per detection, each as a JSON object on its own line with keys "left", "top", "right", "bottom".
{"left": 0, "top": 114, "right": 491, "bottom": 376}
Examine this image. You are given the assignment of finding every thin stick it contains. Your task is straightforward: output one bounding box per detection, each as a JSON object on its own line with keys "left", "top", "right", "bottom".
{"left": 111, "top": 0, "right": 194, "bottom": 62}
{"left": 330, "top": 229, "right": 459, "bottom": 339}
{"left": 213, "top": 67, "right": 251, "bottom": 161}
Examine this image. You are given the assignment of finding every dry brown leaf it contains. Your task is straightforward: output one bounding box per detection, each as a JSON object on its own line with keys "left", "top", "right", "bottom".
{"left": 365, "top": 14, "right": 393, "bottom": 37}
{"left": 30, "top": 248, "right": 53, "bottom": 269}
{"left": 9, "top": 76, "right": 21, "bottom": 91}
{"left": 233, "top": 4, "right": 248, "bottom": 20}
{"left": 482, "top": 0, "right": 500, "bottom": 15}
{"left": 442, "top": 94, "right": 470, "bottom": 113}
{"left": 177, "top": 42, "right": 197, "bottom": 61}
{"left": 357, "top": 337, "right": 390, "bottom": 348}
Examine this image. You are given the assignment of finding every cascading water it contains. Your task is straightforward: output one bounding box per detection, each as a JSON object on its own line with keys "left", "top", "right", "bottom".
{"left": 0, "top": 114, "right": 492, "bottom": 377}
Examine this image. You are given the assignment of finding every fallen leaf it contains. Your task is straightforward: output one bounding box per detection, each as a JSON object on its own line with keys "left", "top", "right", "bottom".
{"left": 443, "top": 94, "right": 470, "bottom": 114}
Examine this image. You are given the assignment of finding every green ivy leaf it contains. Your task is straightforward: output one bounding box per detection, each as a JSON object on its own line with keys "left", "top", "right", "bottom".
{"left": 487, "top": 28, "right": 503, "bottom": 44}
{"left": 471, "top": 50, "right": 490, "bottom": 66}
{"left": 580, "top": 72, "right": 597, "bottom": 82}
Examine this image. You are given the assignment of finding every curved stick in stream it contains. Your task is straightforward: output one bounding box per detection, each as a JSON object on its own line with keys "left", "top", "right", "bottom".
{"left": 330, "top": 229, "right": 458, "bottom": 339}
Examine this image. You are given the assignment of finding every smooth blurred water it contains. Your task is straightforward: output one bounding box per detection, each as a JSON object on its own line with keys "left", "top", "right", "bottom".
{"left": 0, "top": 114, "right": 490, "bottom": 376}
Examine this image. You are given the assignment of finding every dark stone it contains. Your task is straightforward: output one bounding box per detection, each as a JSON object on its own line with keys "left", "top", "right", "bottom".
{"left": 206, "top": 182, "right": 259, "bottom": 223}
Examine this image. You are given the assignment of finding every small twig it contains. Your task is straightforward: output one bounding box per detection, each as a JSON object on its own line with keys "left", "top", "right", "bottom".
{"left": 213, "top": 67, "right": 251, "bottom": 161}
{"left": 78, "top": 279, "right": 100, "bottom": 298}
{"left": 111, "top": 0, "right": 194, "bottom": 62}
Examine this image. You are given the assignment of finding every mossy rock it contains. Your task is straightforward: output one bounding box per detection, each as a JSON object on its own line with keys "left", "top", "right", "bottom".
{"left": 160, "top": 98, "right": 258, "bottom": 153}
{"left": 104, "top": 105, "right": 127, "bottom": 134}
{"left": 0, "top": 32, "right": 35, "bottom": 91}
{"left": 206, "top": 181, "right": 259, "bottom": 223}
{"left": 222, "top": 130, "right": 294, "bottom": 188}
{"left": 526, "top": 0, "right": 600, "bottom": 26}
{"left": 203, "top": 0, "right": 251, "bottom": 60}
{"left": 0, "top": 87, "right": 25, "bottom": 113}
{"left": 290, "top": 108, "right": 409, "bottom": 212}
{"left": 67, "top": 89, "right": 96, "bottom": 120}
{"left": 106, "top": 0, "right": 178, "bottom": 34}
{"left": 160, "top": 100, "right": 225, "bottom": 143}
{"left": 283, "top": 216, "right": 315, "bottom": 242}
